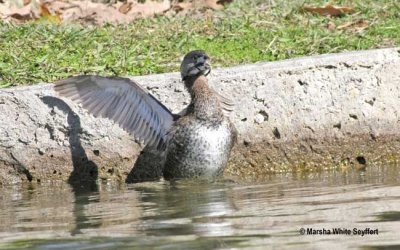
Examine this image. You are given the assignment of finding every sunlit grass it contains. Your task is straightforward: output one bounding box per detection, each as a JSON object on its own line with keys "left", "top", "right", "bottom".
{"left": 0, "top": 0, "right": 399, "bottom": 87}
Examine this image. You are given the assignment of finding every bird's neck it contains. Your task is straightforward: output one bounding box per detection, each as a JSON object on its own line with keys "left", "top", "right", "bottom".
{"left": 184, "top": 75, "right": 223, "bottom": 122}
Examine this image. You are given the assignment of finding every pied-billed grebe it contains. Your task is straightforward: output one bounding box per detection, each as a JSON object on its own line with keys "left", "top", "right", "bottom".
{"left": 54, "top": 50, "right": 237, "bottom": 180}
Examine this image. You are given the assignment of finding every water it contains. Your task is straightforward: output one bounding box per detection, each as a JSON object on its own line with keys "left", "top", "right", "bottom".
{"left": 1, "top": 165, "right": 400, "bottom": 250}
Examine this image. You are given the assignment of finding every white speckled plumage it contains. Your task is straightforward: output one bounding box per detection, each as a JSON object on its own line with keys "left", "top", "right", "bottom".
{"left": 163, "top": 117, "right": 235, "bottom": 179}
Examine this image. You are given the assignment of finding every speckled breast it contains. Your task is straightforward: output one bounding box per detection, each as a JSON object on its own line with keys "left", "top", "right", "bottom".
{"left": 163, "top": 119, "right": 234, "bottom": 179}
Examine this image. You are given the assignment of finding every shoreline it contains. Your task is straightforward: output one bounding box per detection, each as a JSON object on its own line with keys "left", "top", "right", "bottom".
{"left": 0, "top": 48, "right": 399, "bottom": 184}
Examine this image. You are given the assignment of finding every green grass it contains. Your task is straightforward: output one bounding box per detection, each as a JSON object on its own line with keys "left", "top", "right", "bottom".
{"left": 0, "top": 0, "right": 399, "bottom": 87}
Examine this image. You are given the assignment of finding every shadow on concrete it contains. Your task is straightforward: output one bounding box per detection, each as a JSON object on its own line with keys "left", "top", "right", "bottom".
{"left": 125, "top": 145, "right": 164, "bottom": 183}
{"left": 41, "top": 96, "right": 99, "bottom": 183}
{"left": 41, "top": 96, "right": 100, "bottom": 235}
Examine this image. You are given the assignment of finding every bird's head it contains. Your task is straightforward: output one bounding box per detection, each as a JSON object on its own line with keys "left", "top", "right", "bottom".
{"left": 180, "top": 50, "right": 211, "bottom": 82}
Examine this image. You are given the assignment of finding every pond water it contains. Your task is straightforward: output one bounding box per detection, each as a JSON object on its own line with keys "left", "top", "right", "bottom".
{"left": 0, "top": 165, "right": 400, "bottom": 250}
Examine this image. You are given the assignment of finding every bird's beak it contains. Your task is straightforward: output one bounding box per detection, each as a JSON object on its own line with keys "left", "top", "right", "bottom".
{"left": 195, "top": 56, "right": 211, "bottom": 76}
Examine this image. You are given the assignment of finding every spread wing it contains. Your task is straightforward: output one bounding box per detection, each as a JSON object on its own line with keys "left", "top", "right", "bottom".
{"left": 54, "top": 75, "right": 174, "bottom": 150}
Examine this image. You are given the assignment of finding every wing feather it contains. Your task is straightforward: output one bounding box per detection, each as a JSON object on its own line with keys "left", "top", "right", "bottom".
{"left": 118, "top": 101, "right": 132, "bottom": 127}
{"left": 86, "top": 91, "right": 108, "bottom": 115}
{"left": 97, "top": 94, "right": 117, "bottom": 117}
{"left": 91, "top": 92, "right": 113, "bottom": 116}
{"left": 143, "top": 112, "right": 155, "bottom": 141}
{"left": 111, "top": 95, "right": 127, "bottom": 121}
{"left": 54, "top": 75, "right": 174, "bottom": 150}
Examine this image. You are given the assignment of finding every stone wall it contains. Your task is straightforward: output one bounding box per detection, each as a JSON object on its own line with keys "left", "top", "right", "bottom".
{"left": 0, "top": 48, "right": 399, "bottom": 184}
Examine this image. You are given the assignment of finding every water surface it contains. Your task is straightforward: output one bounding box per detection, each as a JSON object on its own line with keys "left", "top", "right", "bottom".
{"left": 1, "top": 165, "right": 400, "bottom": 249}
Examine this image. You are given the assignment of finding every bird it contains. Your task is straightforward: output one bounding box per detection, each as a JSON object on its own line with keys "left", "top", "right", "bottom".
{"left": 54, "top": 50, "right": 237, "bottom": 180}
